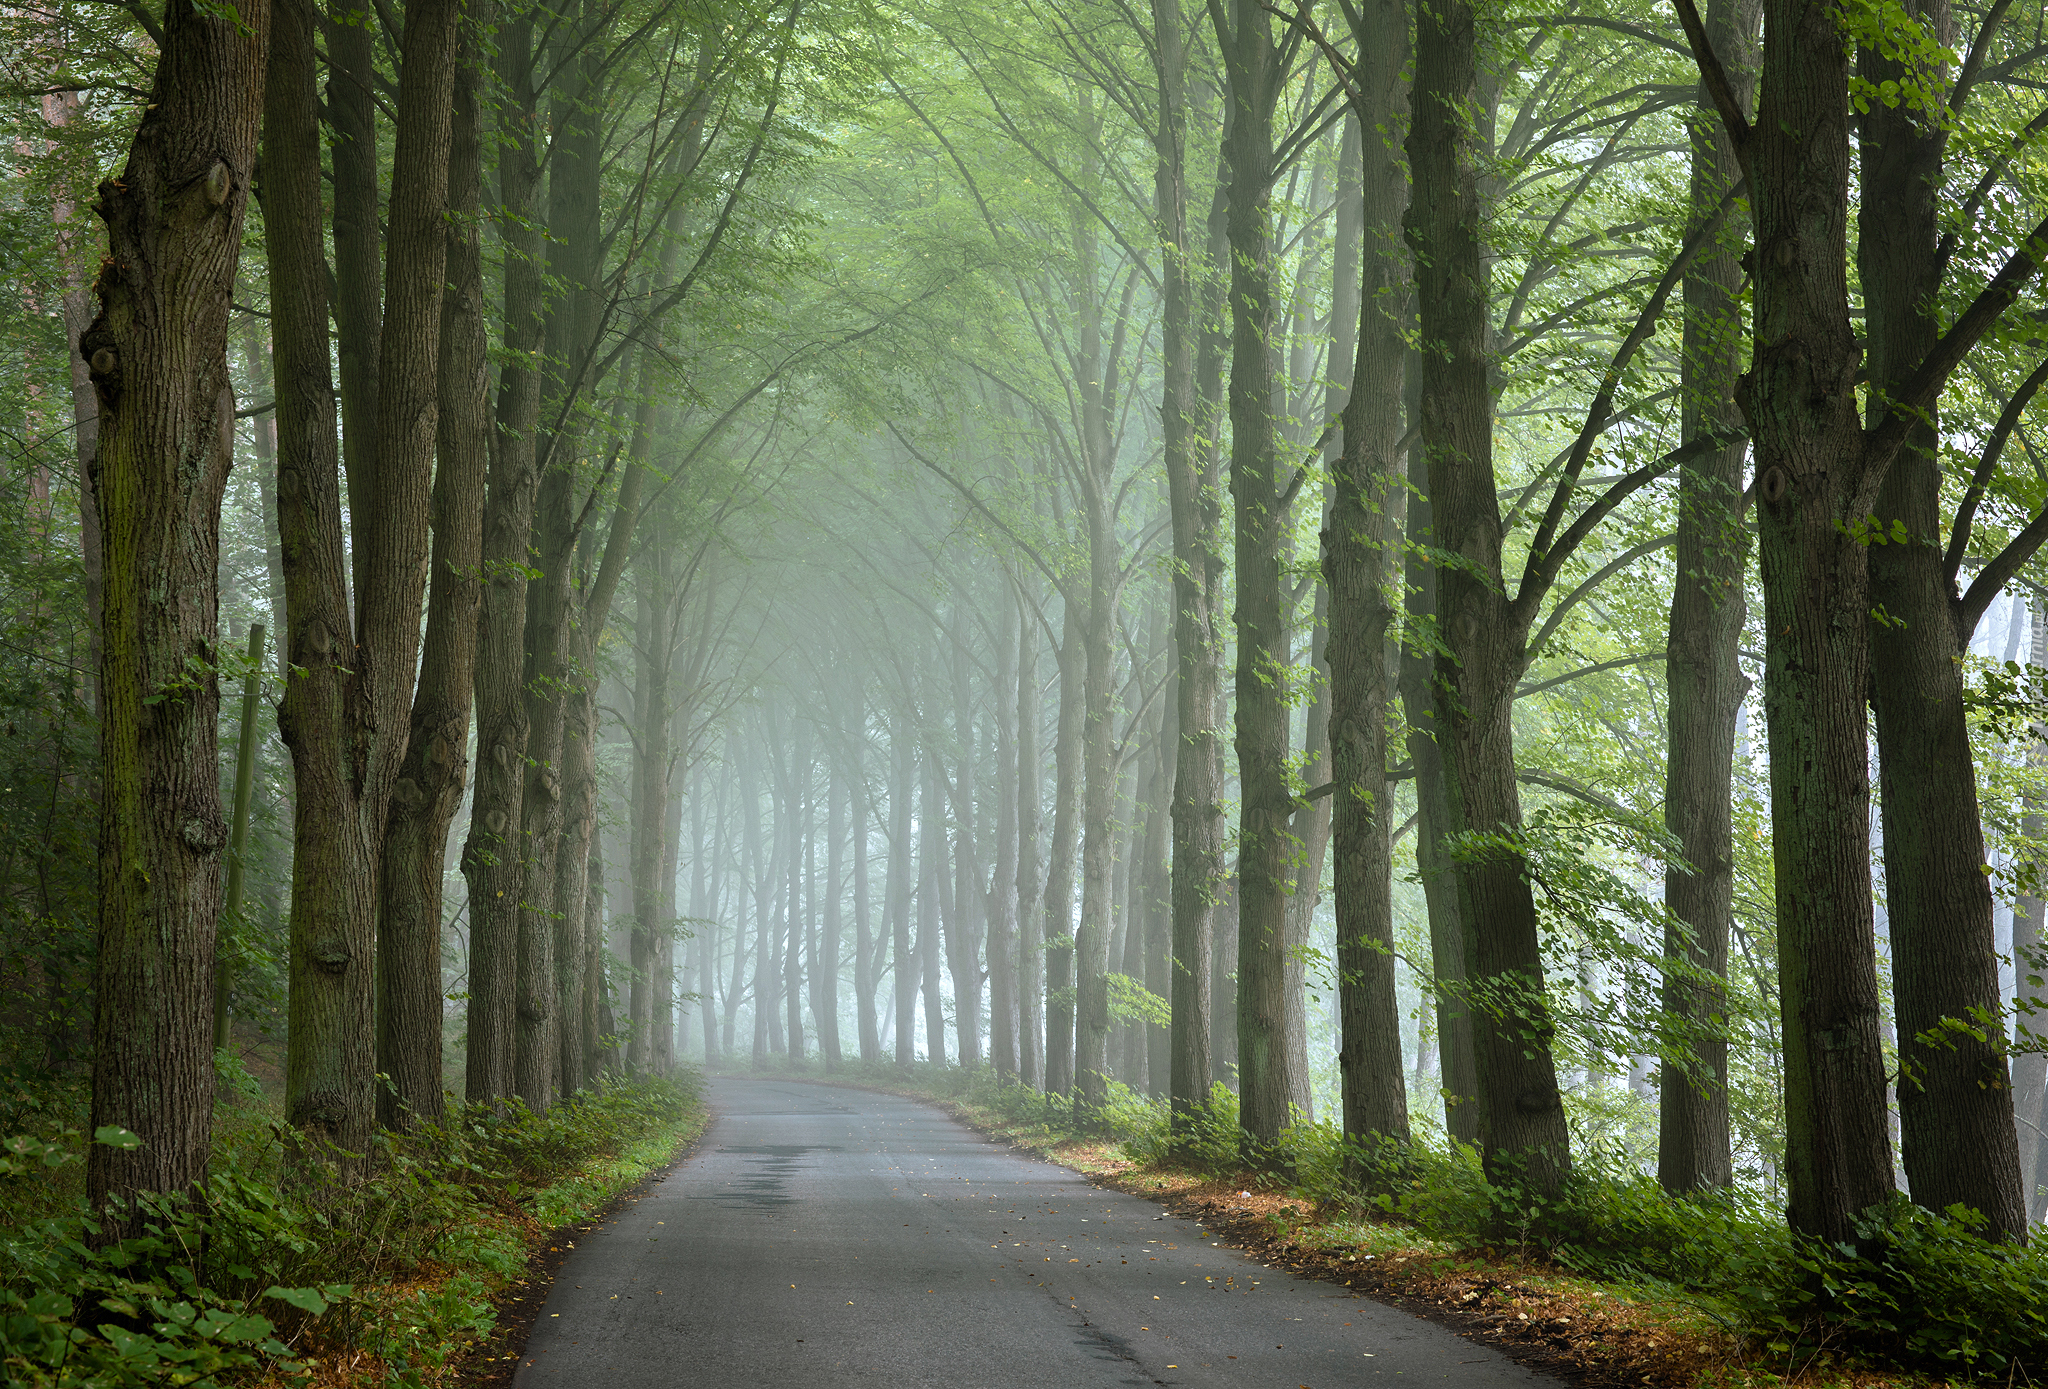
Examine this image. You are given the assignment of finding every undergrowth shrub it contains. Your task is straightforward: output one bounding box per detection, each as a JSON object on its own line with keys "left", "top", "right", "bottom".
{"left": 1, "top": 1070, "right": 703, "bottom": 1388}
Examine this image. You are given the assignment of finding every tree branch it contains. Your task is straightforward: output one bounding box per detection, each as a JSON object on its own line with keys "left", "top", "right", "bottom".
{"left": 1670, "top": 0, "right": 1752, "bottom": 164}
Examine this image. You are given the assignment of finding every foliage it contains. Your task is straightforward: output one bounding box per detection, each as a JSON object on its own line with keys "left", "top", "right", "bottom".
{"left": 0, "top": 1072, "right": 704, "bottom": 1388}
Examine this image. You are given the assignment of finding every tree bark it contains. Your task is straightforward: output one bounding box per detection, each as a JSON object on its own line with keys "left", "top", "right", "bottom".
{"left": 1329, "top": 0, "right": 1413, "bottom": 1170}
{"left": 266, "top": 0, "right": 373, "bottom": 1164}
{"left": 822, "top": 752, "right": 846, "bottom": 1068}
{"left": 1044, "top": 610, "right": 1083, "bottom": 1094}
{"left": 325, "top": 0, "right": 378, "bottom": 607}
{"left": 1017, "top": 595, "right": 1046, "bottom": 1086}
{"left": 1862, "top": 0, "right": 2025, "bottom": 1239}
{"left": 1213, "top": 0, "right": 1296, "bottom": 1147}
{"left": 1156, "top": 0, "right": 1223, "bottom": 1127}
{"left": 84, "top": 0, "right": 265, "bottom": 1226}
{"left": 1406, "top": 0, "right": 1570, "bottom": 1194}
{"left": 1739, "top": 0, "right": 1897, "bottom": 1245}
{"left": 988, "top": 596, "right": 1021, "bottom": 1079}
{"left": 920, "top": 748, "right": 948, "bottom": 1064}
{"left": 947, "top": 613, "right": 987, "bottom": 1067}
{"left": 854, "top": 722, "right": 882, "bottom": 1063}
{"left": 461, "top": 5, "right": 545, "bottom": 1104}
{"left": 514, "top": 1, "right": 605, "bottom": 1110}
{"left": 1659, "top": 0, "right": 1756, "bottom": 1195}
{"left": 888, "top": 713, "right": 917, "bottom": 1065}
{"left": 372, "top": 0, "right": 470, "bottom": 1131}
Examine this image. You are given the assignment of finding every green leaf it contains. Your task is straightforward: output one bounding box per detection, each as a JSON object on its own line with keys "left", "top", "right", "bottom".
{"left": 264, "top": 1285, "right": 328, "bottom": 1315}
{"left": 94, "top": 1125, "right": 142, "bottom": 1150}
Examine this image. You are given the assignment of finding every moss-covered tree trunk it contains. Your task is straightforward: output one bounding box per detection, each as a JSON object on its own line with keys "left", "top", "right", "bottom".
{"left": 84, "top": 0, "right": 265, "bottom": 1226}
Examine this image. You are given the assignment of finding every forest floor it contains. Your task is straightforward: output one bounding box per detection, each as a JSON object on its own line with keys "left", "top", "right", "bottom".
{"left": 722, "top": 1066, "right": 1961, "bottom": 1389}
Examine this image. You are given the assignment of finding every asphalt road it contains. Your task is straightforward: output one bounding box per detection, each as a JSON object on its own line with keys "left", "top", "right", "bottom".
{"left": 512, "top": 1077, "right": 1556, "bottom": 1388}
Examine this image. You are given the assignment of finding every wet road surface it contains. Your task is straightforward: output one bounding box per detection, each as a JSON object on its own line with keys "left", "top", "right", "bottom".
{"left": 513, "top": 1077, "right": 1556, "bottom": 1388}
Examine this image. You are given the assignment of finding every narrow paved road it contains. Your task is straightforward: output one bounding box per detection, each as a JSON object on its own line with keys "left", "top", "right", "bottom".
{"left": 514, "top": 1078, "right": 1554, "bottom": 1387}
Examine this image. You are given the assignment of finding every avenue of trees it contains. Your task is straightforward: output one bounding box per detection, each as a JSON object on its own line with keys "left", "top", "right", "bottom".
{"left": 7, "top": 0, "right": 2048, "bottom": 1275}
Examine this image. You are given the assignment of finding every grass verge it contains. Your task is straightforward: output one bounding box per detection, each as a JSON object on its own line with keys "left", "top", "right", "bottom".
{"left": 1, "top": 1060, "right": 709, "bottom": 1389}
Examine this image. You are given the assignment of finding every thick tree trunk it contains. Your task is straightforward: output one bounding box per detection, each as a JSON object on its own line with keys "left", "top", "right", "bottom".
{"left": 84, "top": 0, "right": 264, "bottom": 1225}
{"left": 1213, "top": 0, "right": 1296, "bottom": 1146}
{"left": 1158, "top": 0, "right": 1223, "bottom": 1124}
{"left": 1741, "top": 0, "right": 1896, "bottom": 1245}
{"left": 1330, "top": 0, "right": 1412, "bottom": 1168}
{"left": 1862, "top": 0, "right": 2024, "bottom": 1238}
{"left": 461, "top": 7, "right": 545, "bottom": 1104}
{"left": 267, "top": 0, "right": 368, "bottom": 1160}
{"left": 514, "top": 9, "right": 604, "bottom": 1108}
{"left": 1396, "top": 358, "right": 1476, "bottom": 1146}
{"left": 1407, "top": 0, "right": 1569, "bottom": 1193}
{"left": 1659, "top": 0, "right": 1755, "bottom": 1195}
{"left": 373, "top": 0, "right": 472, "bottom": 1130}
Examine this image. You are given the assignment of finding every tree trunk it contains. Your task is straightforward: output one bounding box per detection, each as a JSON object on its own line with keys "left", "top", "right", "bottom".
{"left": 1396, "top": 349, "right": 1476, "bottom": 1145}
{"left": 514, "top": 4, "right": 604, "bottom": 1110}
{"left": 655, "top": 708, "right": 684, "bottom": 1073}
{"left": 1407, "top": 0, "right": 1570, "bottom": 1193}
{"left": 1016, "top": 595, "right": 1046, "bottom": 1087}
{"left": 84, "top": 0, "right": 265, "bottom": 1225}
{"left": 267, "top": 0, "right": 373, "bottom": 1165}
{"left": 628, "top": 545, "right": 670, "bottom": 1072}
{"left": 920, "top": 750, "right": 948, "bottom": 1064}
{"left": 461, "top": 5, "right": 545, "bottom": 1104}
{"left": 854, "top": 737, "right": 881, "bottom": 1062}
{"left": 889, "top": 715, "right": 917, "bottom": 1065}
{"left": 988, "top": 597, "right": 1021, "bottom": 1079}
{"left": 1044, "top": 612, "right": 1083, "bottom": 1094}
{"left": 1330, "top": 0, "right": 1413, "bottom": 1168}
{"left": 1862, "top": 0, "right": 2024, "bottom": 1238}
{"left": 786, "top": 718, "right": 809, "bottom": 1061}
{"left": 1740, "top": 0, "right": 1897, "bottom": 1245}
{"left": 2014, "top": 605, "right": 2047, "bottom": 1211}
{"left": 1659, "top": 0, "right": 1756, "bottom": 1195}
{"left": 325, "top": 0, "right": 378, "bottom": 606}
{"left": 823, "top": 755, "right": 845, "bottom": 1069}
{"left": 374, "top": 0, "right": 473, "bottom": 1130}
{"left": 1213, "top": 0, "right": 1295, "bottom": 1147}
{"left": 1157, "top": 0, "right": 1224, "bottom": 1124}
{"left": 948, "top": 618, "right": 987, "bottom": 1067}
